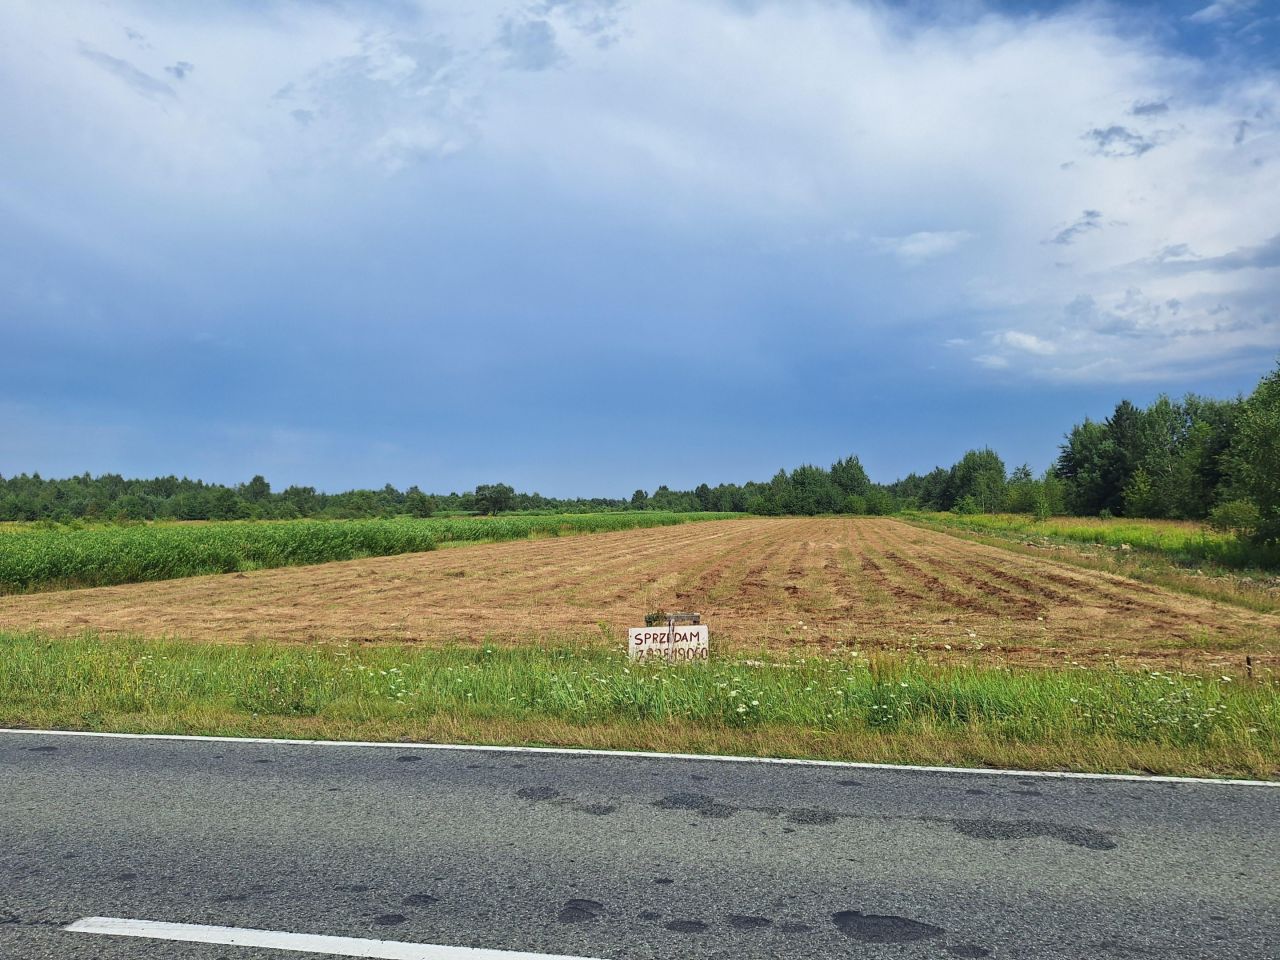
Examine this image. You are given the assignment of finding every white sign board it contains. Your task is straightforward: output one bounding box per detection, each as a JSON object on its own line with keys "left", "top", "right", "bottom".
{"left": 628, "top": 625, "right": 709, "bottom": 662}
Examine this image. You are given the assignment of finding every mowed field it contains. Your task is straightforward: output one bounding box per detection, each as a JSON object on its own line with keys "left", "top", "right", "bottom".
{"left": 1, "top": 517, "right": 1276, "bottom": 670}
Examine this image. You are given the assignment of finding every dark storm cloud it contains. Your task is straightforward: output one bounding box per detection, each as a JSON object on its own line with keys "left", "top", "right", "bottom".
{"left": 1050, "top": 210, "right": 1102, "bottom": 246}
{"left": 165, "top": 61, "right": 194, "bottom": 80}
{"left": 1142, "top": 234, "right": 1280, "bottom": 274}
{"left": 1085, "top": 125, "right": 1156, "bottom": 157}
{"left": 1131, "top": 100, "right": 1168, "bottom": 116}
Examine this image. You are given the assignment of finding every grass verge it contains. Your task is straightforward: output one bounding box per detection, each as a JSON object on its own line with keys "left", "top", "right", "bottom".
{"left": 2, "top": 633, "right": 1275, "bottom": 779}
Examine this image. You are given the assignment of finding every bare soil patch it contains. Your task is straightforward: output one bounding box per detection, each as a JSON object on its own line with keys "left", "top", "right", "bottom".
{"left": 1, "top": 518, "right": 1276, "bottom": 670}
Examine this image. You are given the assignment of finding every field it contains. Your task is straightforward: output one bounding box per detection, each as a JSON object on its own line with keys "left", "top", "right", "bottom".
{"left": 0, "top": 512, "right": 734, "bottom": 593}
{"left": 908, "top": 512, "right": 1280, "bottom": 613}
{"left": 909, "top": 511, "right": 1277, "bottom": 567}
{"left": 5, "top": 516, "right": 1277, "bottom": 776}
{"left": 2, "top": 517, "right": 1276, "bottom": 672}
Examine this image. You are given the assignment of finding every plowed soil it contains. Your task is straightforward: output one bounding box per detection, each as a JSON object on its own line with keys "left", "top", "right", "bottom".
{"left": 2, "top": 518, "right": 1276, "bottom": 669}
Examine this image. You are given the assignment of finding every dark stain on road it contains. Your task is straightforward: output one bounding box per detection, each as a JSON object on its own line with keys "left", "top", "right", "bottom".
{"left": 727, "top": 914, "right": 772, "bottom": 929}
{"left": 653, "top": 877, "right": 674, "bottom": 885}
{"left": 1012, "top": 789, "right": 1043, "bottom": 797}
{"left": 666, "top": 920, "right": 708, "bottom": 933}
{"left": 402, "top": 894, "right": 438, "bottom": 907}
{"left": 836, "top": 779, "right": 862, "bottom": 787}
{"left": 654, "top": 793, "right": 736, "bottom": 818}
{"left": 25, "top": 746, "right": 58, "bottom": 753}
{"left": 965, "top": 789, "right": 988, "bottom": 796}
{"left": 951, "top": 818, "right": 1116, "bottom": 850}
{"left": 373, "top": 913, "right": 407, "bottom": 926}
{"left": 558, "top": 899, "right": 604, "bottom": 923}
{"left": 639, "top": 910, "right": 662, "bottom": 920}
{"left": 335, "top": 884, "right": 372, "bottom": 893}
{"left": 947, "top": 943, "right": 992, "bottom": 957}
{"left": 517, "top": 786, "right": 560, "bottom": 802}
{"left": 214, "top": 894, "right": 248, "bottom": 903}
{"left": 396, "top": 755, "right": 422, "bottom": 763}
{"left": 832, "top": 910, "right": 944, "bottom": 943}
{"left": 575, "top": 803, "right": 616, "bottom": 816}
{"left": 113, "top": 872, "right": 138, "bottom": 882}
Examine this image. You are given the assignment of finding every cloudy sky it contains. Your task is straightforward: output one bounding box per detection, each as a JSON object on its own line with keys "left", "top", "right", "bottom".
{"left": 2, "top": 0, "right": 1277, "bottom": 495}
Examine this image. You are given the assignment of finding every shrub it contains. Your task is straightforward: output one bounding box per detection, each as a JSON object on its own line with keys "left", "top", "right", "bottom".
{"left": 1207, "top": 499, "right": 1261, "bottom": 538}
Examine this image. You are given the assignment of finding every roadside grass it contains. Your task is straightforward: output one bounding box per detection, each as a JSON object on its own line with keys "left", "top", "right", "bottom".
{"left": 2, "top": 633, "right": 1275, "bottom": 779}
{"left": 906, "top": 512, "right": 1280, "bottom": 614}
{"left": 0, "top": 512, "right": 735, "bottom": 595}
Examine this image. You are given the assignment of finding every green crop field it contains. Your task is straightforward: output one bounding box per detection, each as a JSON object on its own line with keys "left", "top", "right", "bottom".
{"left": 0, "top": 512, "right": 736, "bottom": 594}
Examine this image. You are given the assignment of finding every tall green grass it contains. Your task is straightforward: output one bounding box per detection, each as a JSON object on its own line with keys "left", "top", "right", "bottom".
{"left": 1, "top": 634, "right": 1275, "bottom": 776}
{"left": 910, "top": 512, "right": 1279, "bottom": 570}
{"left": 0, "top": 512, "right": 735, "bottom": 594}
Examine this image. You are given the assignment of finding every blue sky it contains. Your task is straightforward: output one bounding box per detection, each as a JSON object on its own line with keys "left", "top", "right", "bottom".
{"left": 2, "top": 0, "right": 1277, "bottom": 496}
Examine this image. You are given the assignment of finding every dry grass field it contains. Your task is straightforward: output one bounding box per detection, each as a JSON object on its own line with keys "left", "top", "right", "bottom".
{"left": 2, "top": 517, "right": 1276, "bottom": 672}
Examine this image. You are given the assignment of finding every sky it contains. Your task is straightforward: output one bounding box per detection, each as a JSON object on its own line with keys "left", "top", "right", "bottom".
{"left": 1, "top": 0, "right": 1278, "bottom": 496}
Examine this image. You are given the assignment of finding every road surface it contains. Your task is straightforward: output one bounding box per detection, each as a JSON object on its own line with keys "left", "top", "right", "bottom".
{"left": 1, "top": 731, "right": 1276, "bottom": 959}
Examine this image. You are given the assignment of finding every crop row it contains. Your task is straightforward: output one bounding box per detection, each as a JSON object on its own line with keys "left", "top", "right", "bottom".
{"left": 0, "top": 512, "right": 735, "bottom": 593}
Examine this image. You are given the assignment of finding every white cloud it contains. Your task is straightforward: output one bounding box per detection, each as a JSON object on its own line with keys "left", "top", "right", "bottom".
{"left": 872, "top": 230, "right": 975, "bottom": 264}
{"left": 0, "top": 0, "right": 1276, "bottom": 383}
{"left": 1187, "top": 1, "right": 1257, "bottom": 26}
{"left": 997, "top": 331, "right": 1058, "bottom": 355}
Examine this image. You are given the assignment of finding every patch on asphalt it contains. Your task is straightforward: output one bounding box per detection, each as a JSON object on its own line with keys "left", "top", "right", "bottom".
{"left": 517, "top": 786, "right": 560, "bottom": 802}
{"left": 832, "top": 910, "right": 944, "bottom": 943}
{"left": 950, "top": 818, "right": 1116, "bottom": 850}
{"left": 947, "top": 944, "right": 991, "bottom": 957}
{"left": 558, "top": 899, "right": 604, "bottom": 923}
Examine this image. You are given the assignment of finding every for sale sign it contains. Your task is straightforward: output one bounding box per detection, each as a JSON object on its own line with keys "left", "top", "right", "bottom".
{"left": 627, "top": 624, "right": 709, "bottom": 662}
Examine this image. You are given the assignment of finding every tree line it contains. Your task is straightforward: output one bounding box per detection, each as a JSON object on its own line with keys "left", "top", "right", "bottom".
{"left": 2, "top": 363, "right": 1276, "bottom": 543}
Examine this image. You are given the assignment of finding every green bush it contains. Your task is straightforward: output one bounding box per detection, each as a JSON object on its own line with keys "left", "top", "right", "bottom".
{"left": 1208, "top": 500, "right": 1261, "bottom": 538}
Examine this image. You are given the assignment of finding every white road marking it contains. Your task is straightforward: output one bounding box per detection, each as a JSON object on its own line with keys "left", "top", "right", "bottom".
{"left": 5, "top": 727, "right": 1275, "bottom": 786}
{"left": 64, "top": 917, "right": 604, "bottom": 960}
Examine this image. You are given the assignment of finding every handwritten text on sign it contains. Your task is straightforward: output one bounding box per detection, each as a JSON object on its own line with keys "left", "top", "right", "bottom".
{"left": 627, "top": 625, "right": 709, "bottom": 662}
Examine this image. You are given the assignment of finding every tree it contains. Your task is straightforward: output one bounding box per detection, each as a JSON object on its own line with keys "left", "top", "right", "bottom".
{"left": 405, "top": 487, "right": 436, "bottom": 518}
{"left": 830, "top": 455, "right": 871, "bottom": 498}
{"left": 1056, "top": 419, "right": 1122, "bottom": 516}
{"left": 473, "top": 483, "right": 515, "bottom": 516}
{"left": 947, "top": 449, "right": 1007, "bottom": 513}
{"left": 694, "top": 483, "right": 714, "bottom": 511}
{"left": 630, "top": 489, "right": 648, "bottom": 510}
{"left": 242, "top": 475, "right": 271, "bottom": 503}
{"left": 1225, "top": 364, "right": 1280, "bottom": 542}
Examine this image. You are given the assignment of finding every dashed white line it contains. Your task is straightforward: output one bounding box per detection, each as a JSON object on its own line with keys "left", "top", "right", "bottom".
{"left": 64, "top": 917, "right": 605, "bottom": 960}
{"left": 4, "top": 727, "right": 1276, "bottom": 786}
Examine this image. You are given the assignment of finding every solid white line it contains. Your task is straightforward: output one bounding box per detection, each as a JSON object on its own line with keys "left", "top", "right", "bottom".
{"left": 4, "top": 726, "right": 1276, "bottom": 786}
{"left": 64, "top": 917, "right": 603, "bottom": 960}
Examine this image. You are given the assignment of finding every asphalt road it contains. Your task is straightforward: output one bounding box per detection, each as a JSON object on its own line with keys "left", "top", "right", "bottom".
{"left": 1, "top": 732, "right": 1276, "bottom": 959}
